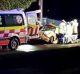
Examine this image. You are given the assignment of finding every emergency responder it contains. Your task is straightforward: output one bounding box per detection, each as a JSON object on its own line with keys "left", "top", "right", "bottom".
{"left": 58, "top": 19, "right": 67, "bottom": 43}
{"left": 64, "top": 22, "right": 73, "bottom": 43}
{"left": 71, "top": 19, "right": 78, "bottom": 41}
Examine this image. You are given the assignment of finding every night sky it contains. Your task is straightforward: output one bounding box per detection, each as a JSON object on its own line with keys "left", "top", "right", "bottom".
{"left": 27, "top": 0, "right": 80, "bottom": 21}
{"left": 44, "top": 0, "right": 80, "bottom": 20}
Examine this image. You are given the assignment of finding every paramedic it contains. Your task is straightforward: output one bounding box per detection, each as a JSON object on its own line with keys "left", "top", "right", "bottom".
{"left": 58, "top": 20, "right": 66, "bottom": 43}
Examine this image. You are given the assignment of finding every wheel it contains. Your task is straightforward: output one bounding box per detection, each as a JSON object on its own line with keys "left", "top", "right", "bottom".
{"left": 8, "top": 38, "right": 19, "bottom": 50}
{"left": 49, "top": 36, "right": 54, "bottom": 44}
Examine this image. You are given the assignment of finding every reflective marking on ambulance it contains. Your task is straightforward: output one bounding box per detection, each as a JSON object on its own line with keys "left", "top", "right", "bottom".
{"left": 0, "top": 26, "right": 27, "bottom": 38}
{"left": 28, "top": 25, "right": 40, "bottom": 36}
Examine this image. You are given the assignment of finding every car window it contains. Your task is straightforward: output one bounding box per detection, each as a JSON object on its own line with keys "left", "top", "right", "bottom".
{"left": 4, "top": 14, "right": 24, "bottom": 26}
{"left": 27, "top": 12, "right": 37, "bottom": 25}
{"left": 42, "top": 25, "right": 56, "bottom": 31}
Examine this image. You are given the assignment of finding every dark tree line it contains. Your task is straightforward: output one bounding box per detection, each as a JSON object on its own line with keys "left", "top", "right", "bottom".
{"left": 0, "top": 0, "right": 36, "bottom": 10}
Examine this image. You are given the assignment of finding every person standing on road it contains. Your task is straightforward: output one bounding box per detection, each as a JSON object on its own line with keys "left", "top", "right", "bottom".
{"left": 71, "top": 19, "right": 78, "bottom": 41}
{"left": 64, "top": 22, "right": 73, "bottom": 43}
{"left": 58, "top": 20, "right": 67, "bottom": 43}
{"left": 59, "top": 20, "right": 66, "bottom": 35}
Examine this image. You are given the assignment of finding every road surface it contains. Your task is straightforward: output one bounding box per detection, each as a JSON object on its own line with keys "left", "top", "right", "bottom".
{"left": 0, "top": 39, "right": 80, "bottom": 74}
{"left": 0, "top": 39, "right": 80, "bottom": 52}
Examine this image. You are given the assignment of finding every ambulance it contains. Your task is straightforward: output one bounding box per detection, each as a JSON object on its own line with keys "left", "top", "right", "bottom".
{"left": 0, "top": 9, "right": 41, "bottom": 50}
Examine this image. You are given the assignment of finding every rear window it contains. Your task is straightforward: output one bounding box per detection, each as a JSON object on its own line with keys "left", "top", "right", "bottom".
{"left": 0, "top": 14, "right": 24, "bottom": 27}
{"left": 4, "top": 14, "right": 24, "bottom": 26}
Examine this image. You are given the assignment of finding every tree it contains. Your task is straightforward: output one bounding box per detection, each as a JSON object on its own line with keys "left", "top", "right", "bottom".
{"left": 0, "top": 0, "right": 36, "bottom": 10}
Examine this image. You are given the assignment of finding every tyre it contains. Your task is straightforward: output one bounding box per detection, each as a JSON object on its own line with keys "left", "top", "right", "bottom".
{"left": 8, "top": 38, "right": 19, "bottom": 50}
{"left": 49, "top": 36, "right": 54, "bottom": 44}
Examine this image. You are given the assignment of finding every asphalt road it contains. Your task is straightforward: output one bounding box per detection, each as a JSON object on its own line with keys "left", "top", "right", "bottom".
{"left": 0, "top": 39, "right": 80, "bottom": 74}
{"left": 1, "top": 39, "right": 80, "bottom": 52}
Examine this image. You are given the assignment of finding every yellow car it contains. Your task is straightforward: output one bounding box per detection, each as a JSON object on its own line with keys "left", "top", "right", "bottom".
{"left": 39, "top": 25, "right": 58, "bottom": 44}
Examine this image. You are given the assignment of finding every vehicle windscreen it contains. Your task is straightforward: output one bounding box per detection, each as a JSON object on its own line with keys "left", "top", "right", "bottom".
{"left": 42, "top": 25, "right": 56, "bottom": 31}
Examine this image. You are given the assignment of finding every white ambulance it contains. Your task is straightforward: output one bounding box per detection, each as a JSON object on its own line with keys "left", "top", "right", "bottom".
{"left": 0, "top": 9, "right": 41, "bottom": 50}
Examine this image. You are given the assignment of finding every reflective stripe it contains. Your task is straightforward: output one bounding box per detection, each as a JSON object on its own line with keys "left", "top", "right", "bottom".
{"left": 20, "top": 29, "right": 25, "bottom": 32}
{"left": 30, "top": 28, "right": 33, "bottom": 35}
{"left": 0, "top": 31, "right": 4, "bottom": 34}
{"left": 25, "top": 28, "right": 28, "bottom": 34}
{"left": 9, "top": 29, "right": 15, "bottom": 33}
{"left": 28, "top": 26, "right": 40, "bottom": 35}
{"left": 15, "top": 30, "right": 20, "bottom": 33}
{"left": 0, "top": 27, "right": 4, "bottom": 31}
{"left": 4, "top": 26, "right": 25, "bottom": 30}
{"left": 32, "top": 28, "right": 35, "bottom": 35}
{"left": 28, "top": 28, "right": 32, "bottom": 35}
{"left": 4, "top": 33, "right": 8, "bottom": 37}
{"left": 4, "top": 30, "right": 9, "bottom": 33}
{"left": 0, "top": 40, "right": 9, "bottom": 45}
{"left": 0, "top": 25, "right": 27, "bottom": 38}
